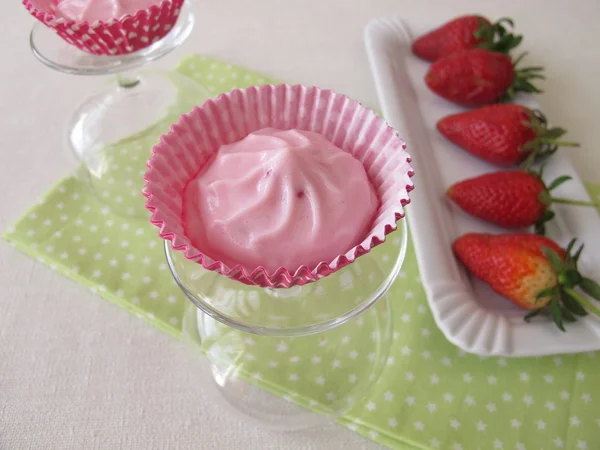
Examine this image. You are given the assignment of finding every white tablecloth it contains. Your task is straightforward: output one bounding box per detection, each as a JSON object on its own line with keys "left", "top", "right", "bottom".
{"left": 2, "top": 0, "right": 599, "bottom": 448}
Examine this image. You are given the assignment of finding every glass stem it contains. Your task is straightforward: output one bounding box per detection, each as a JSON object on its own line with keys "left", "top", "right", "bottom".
{"left": 117, "top": 70, "right": 141, "bottom": 89}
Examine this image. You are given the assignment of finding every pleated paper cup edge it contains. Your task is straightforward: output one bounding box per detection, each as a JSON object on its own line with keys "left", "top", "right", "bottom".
{"left": 22, "top": 0, "right": 184, "bottom": 55}
{"left": 144, "top": 84, "right": 414, "bottom": 288}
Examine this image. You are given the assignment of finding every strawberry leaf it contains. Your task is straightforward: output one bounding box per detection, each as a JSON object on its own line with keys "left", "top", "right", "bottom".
{"left": 519, "top": 66, "right": 545, "bottom": 72}
{"left": 534, "top": 145, "right": 559, "bottom": 163}
{"left": 534, "top": 222, "right": 546, "bottom": 236}
{"left": 538, "top": 163, "right": 547, "bottom": 179}
{"left": 512, "top": 51, "right": 528, "bottom": 66}
{"left": 519, "top": 150, "right": 539, "bottom": 170}
{"left": 497, "top": 17, "right": 514, "bottom": 28}
{"left": 493, "top": 35, "right": 523, "bottom": 53}
{"left": 536, "top": 286, "right": 555, "bottom": 300}
{"left": 573, "top": 243, "right": 585, "bottom": 264}
{"left": 550, "top": 299, "right": 566, "bottom": 332}
{"left": 506, "top": 53, "right": 546, "bottom": 100}
{"left": 561, "top": 291, "right": 588, "bottom": 316}
{"left": 560, "top": 306, "right": 577, "bottom": 322}
{"left": 547, "top": 176, "right": 572, "bottom": 191}
{"left": 519, "top": 81, "right": 544, "bottom": 93}
{"left": 542, "top": 246, "right": 565, "bottom": 272}
{"left": 565, "top": 238, "right": 578, "bottom": 255}
{"left": 524, "top": 308, "right": 544, "bottom": 322}
{"left": 524, "top": 73, "right": 546, "bottom": 80}
{"left": 580, "top": 277, "right": 600, "bottom": 301}
{"left": 534, "top": 210, "right": 555, "bottom": 236}
{"left": 476, "top": 17, "right": 523, "bottom": 54}
{"left": 564, "top": 287, "right": 600, "bottom": 318}
{"left": 521, "top": 139, "right": 539, "bottom": 151}
{"left": 518, "top": 109, "right": 578, "bottom": 167}
{"left": 541, "top": 127, "right": 568, "bottom": 140}
{"left": 473, "top": 18, "right": 488, "bottom": 39}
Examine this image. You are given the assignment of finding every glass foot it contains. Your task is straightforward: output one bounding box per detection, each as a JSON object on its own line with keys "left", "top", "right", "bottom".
{"left": 182, "top": 292, "right": 393, "bottom": 430}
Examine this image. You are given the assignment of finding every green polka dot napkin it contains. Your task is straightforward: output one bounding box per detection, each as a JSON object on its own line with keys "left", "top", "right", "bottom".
{"left": 5, "top": 55, "right": 600, "bottom": 450}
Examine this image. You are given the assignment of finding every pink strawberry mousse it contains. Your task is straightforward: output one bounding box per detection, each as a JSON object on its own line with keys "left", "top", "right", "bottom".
{"left": 182, "top": 128, "right": 379, "bottom": 273}
{"left": 50, "top": 0, "right": 159, "bottom": 22}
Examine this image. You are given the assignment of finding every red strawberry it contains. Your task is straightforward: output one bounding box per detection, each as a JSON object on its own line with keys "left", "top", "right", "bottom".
{"left": 453, "top": 233, "right": 600, "bottom": 330}
{"left": 412, "top": 16, "right": 522, "bottom": 61}
{"left": 425, "top": 49, "right": 543, "bottom": 106}
{"left": 447, "top": 170, "right": 597, "bottom": 234}
{"left": 437, "top": 104, "right": 579, "bottom": 167}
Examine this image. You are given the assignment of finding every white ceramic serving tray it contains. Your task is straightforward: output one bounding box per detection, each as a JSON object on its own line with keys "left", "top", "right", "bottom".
{"left": 364, "top": 17, "right": 600, "bottom": 356}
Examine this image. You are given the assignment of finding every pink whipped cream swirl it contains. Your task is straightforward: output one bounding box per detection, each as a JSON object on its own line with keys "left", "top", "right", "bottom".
{"left": 50, "top": 0, "right": 159, "bottom": 22}
{"left": 182, "top": 128, "right": 379, "bottom": 273}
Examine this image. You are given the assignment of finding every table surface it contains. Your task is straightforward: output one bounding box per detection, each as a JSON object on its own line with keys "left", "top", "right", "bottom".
{"left": 2, "top": 1, "right": 600, "bottom": 448}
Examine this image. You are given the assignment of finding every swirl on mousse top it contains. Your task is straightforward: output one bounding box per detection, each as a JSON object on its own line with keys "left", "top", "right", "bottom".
{"left": 50, "top": 0, "right": 160, "bottom": 22}
{"left": 183, "top": 128, "right": 380, "bottom": 274}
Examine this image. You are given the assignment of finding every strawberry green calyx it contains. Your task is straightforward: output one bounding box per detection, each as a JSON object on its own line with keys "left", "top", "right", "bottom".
{"left": 475, "top": 17, "right": 523, "bottom": 54}
{"left": 533, "top": 167, "right": 599, "bottom": 235}
{"left": 525, "top": 239, "right": 600, "bottom": 331}
{"left": 502, "top": 52, "right": 545, "bottom": 102}
{"left": 519, "top": 109, "right": 580, "bottom": 169}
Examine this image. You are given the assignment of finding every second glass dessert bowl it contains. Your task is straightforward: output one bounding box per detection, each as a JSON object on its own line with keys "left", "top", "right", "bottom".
{"left": 27, "top": 0, "right": 210, "bottom": 217}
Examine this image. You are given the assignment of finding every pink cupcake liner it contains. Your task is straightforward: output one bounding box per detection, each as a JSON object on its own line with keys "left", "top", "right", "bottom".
{"left": 144, "top": 84, "right": 414, "bottom": 288}
{"left": 23, "top": 0, "right": 184, "bottom": 55}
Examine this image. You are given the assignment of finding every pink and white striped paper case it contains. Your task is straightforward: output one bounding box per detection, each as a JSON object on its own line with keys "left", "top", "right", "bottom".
{"left": 23, "top": 0, "right": 183, "bottom": 56}
{"left": 143, "top": 84, "right": 414, "bottom": 288}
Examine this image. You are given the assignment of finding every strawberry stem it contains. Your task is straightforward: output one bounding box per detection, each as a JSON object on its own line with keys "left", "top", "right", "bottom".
{"left": 551, "top": 197, "right": 600, "bottom": 208}
{"left": 564, "top": 288, "right": 600, "bottom": 318}
{"left": 539, "top": 140, "right": 580, "bottom": 147}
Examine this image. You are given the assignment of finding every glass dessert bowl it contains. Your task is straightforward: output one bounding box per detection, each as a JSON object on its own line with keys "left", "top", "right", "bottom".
{"left": 145, "top": 84, "right": 414, "bottom": 428}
